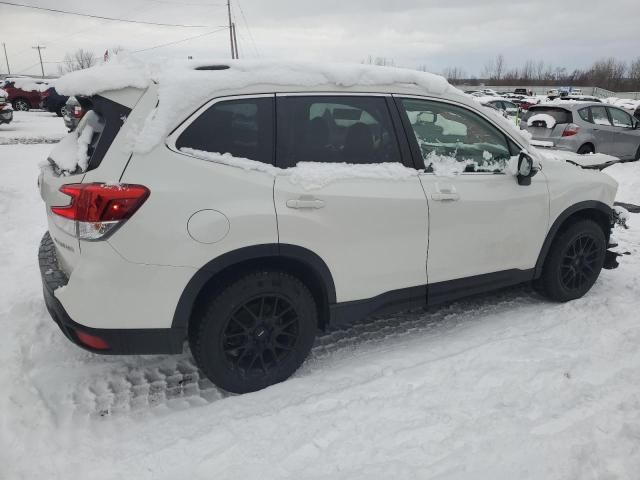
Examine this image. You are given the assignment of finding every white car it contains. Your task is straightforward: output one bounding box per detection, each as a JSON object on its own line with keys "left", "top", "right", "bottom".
{"left": 39, "top": 61, "right": 619, "bottom": 393}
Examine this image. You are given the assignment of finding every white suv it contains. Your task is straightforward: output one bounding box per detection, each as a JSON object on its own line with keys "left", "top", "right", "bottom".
{"left": 39, "top": 61, "right": 619, "bottom": 393}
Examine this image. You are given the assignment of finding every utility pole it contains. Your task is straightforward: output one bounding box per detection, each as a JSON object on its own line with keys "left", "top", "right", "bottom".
{"left": 2, "top": 43, "right": 10, "bottom": 75}
{"left": 226, "top": 0, "right": 235, "bottom": 59}
{"left": 232, "top": 22, "right": 239, "bottom": 59}
{"left": 32, "top": 44, "right": 46, "bottom": 78}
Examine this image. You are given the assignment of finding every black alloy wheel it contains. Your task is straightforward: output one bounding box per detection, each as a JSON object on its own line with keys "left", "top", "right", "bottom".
{"left": 559, "top": 234, "right": 601, "bottom": 291}
{"left": 221, "top": 294, "right": 300, "bottom": 375}
{"left": 540, "top": 219, "right": 606, "bottom": 302}
{"left": 190, "top": 271, "right": 317, "bottom": 394}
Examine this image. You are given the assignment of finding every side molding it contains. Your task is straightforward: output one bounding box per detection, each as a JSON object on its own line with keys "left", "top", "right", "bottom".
{"left": 171, "top": 244, "right": 336, "bottom": 329}
{"left": 534, "top": 200, "right": 612, "bottom": 277}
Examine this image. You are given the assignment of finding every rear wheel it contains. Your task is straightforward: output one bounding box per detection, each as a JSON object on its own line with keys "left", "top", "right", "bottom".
{"left": 190, "top": 271, "right": 317, "bottom": 394}
{"left": 577, "top": 144, "right": 594, "bottom": 155}
{"left": 12, "top": 98, "right": 29, "bottom": 111}
{"left": 539, "top": 220, "right": 606, "bottom": 302}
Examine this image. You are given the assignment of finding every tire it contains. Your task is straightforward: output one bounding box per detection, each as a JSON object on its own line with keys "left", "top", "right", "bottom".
{"left": 539, "top": 219, "right": 606, "bottom": 302}
{"left": 577, "top": 144, "right": 594, "bottom": 155}
{"left": 190, "top": 271, "right": 318, "bottom": 394}
{"left": 55, "top": 106, "right": 64, "bottom": 117}
{"left": 12, "top": 98, "right": 30, "bottom": 111}
{"left": 634, "top": 145, "right": 640, "bottom": 161}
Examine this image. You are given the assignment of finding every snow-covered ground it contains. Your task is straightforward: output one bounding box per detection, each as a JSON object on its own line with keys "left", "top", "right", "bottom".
{"left": 1, "top": 115, "right": 640, "bottom": 480}
{"left": 0, "top": 110, "right": 67, "bottom": 145}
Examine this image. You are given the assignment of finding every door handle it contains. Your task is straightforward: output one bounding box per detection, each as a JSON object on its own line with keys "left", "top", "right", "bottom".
{"left": 286, "top": 198, "right": 325, "bottom": 209}
{"left": 432, "top": 183, "right": 459, "bottom": 201}
{"left": 432, "top": 192, "right": 460, "bottom": 201}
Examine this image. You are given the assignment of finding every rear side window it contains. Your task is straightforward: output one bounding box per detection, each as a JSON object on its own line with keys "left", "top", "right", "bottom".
{"left": 578, "top": 108, "right": 592, "bottom": 123}
{"left": 176, "top": 97, "right": 274, "bottom": 165}
{"left": 523, "top": 107, "right": 572, "bottom": 124}
{"left": 276, "top": 96, "right": 401, "bottom": 167}
{"left": 590, "top": 106, "right": 611, "bottom": 126}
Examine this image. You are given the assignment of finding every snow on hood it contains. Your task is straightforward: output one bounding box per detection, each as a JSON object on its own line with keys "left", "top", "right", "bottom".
{"left": 535, "top": 148, "right": 620, "bottom": 169}
{"left": 4, "top": 77, "right": 51, "bottom": 92}
{"left": 55, "top": 54, "right": 463, "bottom": 153}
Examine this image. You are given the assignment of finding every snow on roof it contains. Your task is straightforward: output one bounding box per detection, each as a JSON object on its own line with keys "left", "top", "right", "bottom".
{"left": 57, "top": 54, "right": 464, "bottom": 152}
{"left": 4, "top": 77, "right": 52, "bottom": 92}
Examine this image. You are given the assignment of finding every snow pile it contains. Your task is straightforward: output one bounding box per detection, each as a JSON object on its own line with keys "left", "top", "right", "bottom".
{"left": 527, "top": 113, "right": 556, "bottom": 128}
{"left": 181, "top": 147, "right": 419, "bottom": 189}
{"left": 48, "top": 125, "right": 93, "bottom": 173}
{"left": 604, "top": 97, "right": 640, "bottom": 112}
{"left": 55, "top": 55, "right": 462, "bottom": 153}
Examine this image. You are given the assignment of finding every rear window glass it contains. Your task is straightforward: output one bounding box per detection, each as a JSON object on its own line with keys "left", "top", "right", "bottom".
{"left": 176, "top": 97, "right": 274, "bottom": 165}
{"left": 523, "top": 107, "right": 572, "bottom": 124}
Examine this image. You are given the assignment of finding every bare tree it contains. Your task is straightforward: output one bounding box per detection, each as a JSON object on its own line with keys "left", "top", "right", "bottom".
{"left": 494, "top": 54, "right": 505, "bottom": 81}
{"left": 443, "top": 66, "right": 467, "bottom": 81}
{"left": 362, "top": 55, "right": 395, "bottom": 67}
{"left": 58, "top": 48, "right": 97, "bottom": 74}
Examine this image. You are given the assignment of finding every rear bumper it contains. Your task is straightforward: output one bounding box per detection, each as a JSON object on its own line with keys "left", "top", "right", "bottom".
{"left": 39, "top": 232, "right": 185, "bottom": 355}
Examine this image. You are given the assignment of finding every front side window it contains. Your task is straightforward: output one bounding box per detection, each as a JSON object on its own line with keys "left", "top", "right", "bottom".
{"left": 176, "top": 97, "right": 274, "bottom": 164}
{"left": 400, "top": 98, "right": 515, "bottom": 173}
{"left": 590, "top": 106, "right": 612, "bottom": 126}
{"left": 276, "top": 96, "right": 401, "bottom": 167}
{"left": 608, "top": 108, "right": 633, "bottom": 128}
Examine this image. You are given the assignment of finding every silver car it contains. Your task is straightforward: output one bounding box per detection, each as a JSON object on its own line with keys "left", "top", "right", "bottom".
{"left": 521, "top": 102, "right": 640, "bottom": 160}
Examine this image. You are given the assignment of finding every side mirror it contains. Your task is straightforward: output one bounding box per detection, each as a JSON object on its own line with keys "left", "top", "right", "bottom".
{"left": 517, "top": 151, "right": 538, "bottom": 186}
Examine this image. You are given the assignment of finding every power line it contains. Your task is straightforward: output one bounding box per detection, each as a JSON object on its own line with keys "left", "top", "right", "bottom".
{"left": 0, "top": 1, "right": 208, "bottom": 27}
{"left": 236, "top": 0, "right": 258, "bottom": 57}
{"left": 132, "top": 27, "right": 228, "bottom": 53}
{"left": 143, "top": 0, "right": 226, "bottom": 7}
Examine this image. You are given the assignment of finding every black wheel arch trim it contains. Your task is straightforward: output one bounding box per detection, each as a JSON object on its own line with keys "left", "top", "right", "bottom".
{"left": 534, "top": 200, "right": 612, "bottom": 277}
{"left": 171, "top": 244, "right": 336, "bottom": 329}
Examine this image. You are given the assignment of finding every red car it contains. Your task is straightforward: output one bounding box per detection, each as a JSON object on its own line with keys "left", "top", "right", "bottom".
{"left": 0, "top": 77, "right": 49, "bottom": 111}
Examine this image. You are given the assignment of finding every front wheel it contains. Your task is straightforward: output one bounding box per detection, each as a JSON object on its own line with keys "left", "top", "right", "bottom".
{"left": 190, "top": 271, "right": 318, "bottom": 394}
{"left": 539, "top": 220, "right": 606, "bottom": 302}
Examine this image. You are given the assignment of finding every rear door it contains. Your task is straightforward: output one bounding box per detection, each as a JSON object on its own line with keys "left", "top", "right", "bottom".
{"left": 273, "top": 94, "right": 429, "bottom": 303}
{"left": 589, "top": 105, "right": 618, "bottom": 154}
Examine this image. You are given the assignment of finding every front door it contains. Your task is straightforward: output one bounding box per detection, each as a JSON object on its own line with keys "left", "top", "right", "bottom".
{"left": 273, "top": 94, "right": 429, "bottom": 303}
{"left": 395, "top": 96, "right": 549, "bottom": 296}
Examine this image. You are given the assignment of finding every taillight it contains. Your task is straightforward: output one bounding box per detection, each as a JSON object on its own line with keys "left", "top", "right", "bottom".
{"left": 75, "top": 330, "right": 110, "bottom": 350}
{"left": 73, "top": 106, "right": 83, "bottom": 118}
{"left": 562, "top": 123, "right": 580, "bottom": 137}
{"left": 51, "top": 183, "right": 150, "bottom": 240}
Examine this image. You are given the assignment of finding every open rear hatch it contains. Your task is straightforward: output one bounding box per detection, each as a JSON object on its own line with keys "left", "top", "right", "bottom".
{"left": 38, "top": 94, "right": 133, "bottom": 276}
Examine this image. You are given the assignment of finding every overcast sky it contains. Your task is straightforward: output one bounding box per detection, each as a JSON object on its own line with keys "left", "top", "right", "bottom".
{"left": 1, "top": 0, "right": 639, "bottom": 78}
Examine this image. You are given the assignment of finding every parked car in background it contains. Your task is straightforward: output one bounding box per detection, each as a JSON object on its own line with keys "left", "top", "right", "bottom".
{"left": 0, "top": 88, "right": 13, "bottom": 124}
{"left": 43, "top": 87, "right": 69, "bottom": 117}
{"left": 521, "top": 102, "right": 640, "bottom": 160}
{"left": 39, "top": 61, "right": 619, "bottom": 394}
{"left": 0, "top": 77, "right": 49, "bottom": 111}
{"left": 477, "top": 97, "right": 520, "bottom": 117}
{"left": 547, "top": 89, "right": 561, "bottom": 100}
{"left": 560, "top": 94, "right": 602, "bottom": 103}
{"left": 514, "top": 88, "right": 532, "bottom": 96}
{"left": 62, "top": 96, "right": 85, "bottom": 131}
{"left": 512, "top": 97, "right": 539, "bottom": 110}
